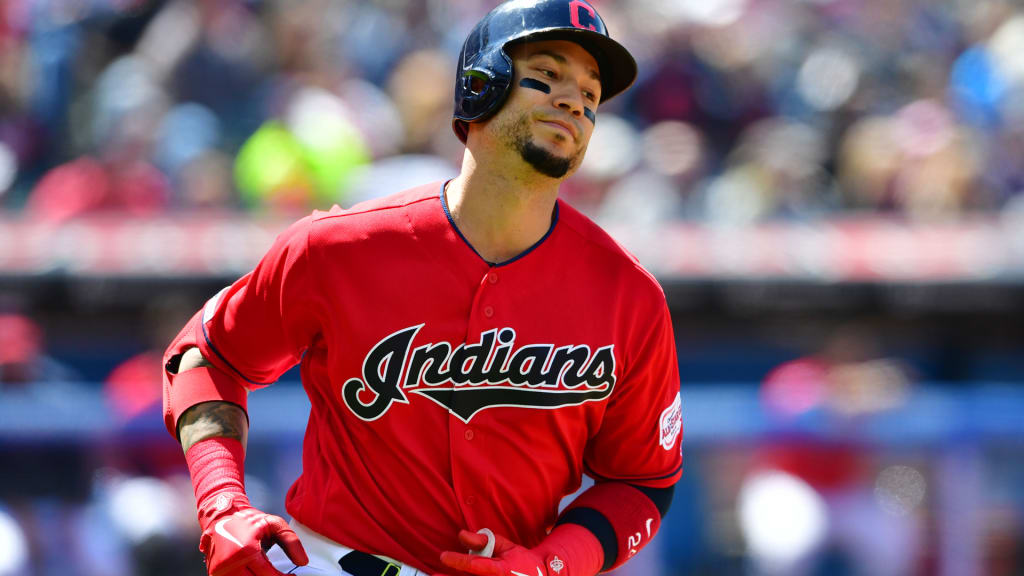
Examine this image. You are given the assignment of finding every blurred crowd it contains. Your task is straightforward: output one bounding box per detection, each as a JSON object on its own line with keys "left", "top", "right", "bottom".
{"left": 1, "top": 0, "right": 1024, "bottom": 225}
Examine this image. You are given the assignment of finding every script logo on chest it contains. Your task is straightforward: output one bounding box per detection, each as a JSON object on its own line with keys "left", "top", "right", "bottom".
{"left": 341, "top": 324, "right": 616, "bottom": 422}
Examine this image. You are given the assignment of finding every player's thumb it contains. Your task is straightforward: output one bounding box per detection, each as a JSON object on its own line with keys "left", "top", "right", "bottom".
{"left": 272, "top": 525, "right": 309, "bottom": 566}
{"left": 458, "top": 529, "right": 491, "bottom": 551}
{"left": 440, "top": 551, "right": 502, "bottom": 576}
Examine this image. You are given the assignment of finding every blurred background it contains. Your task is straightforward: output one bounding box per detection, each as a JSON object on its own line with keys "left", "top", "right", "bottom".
{"left": 0, "top": 0, "right": 1023, "bottom": 574}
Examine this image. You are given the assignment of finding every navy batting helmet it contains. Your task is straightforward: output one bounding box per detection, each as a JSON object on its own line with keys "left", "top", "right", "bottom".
{"left": 452, "top": 0, "right": 637, "bottom": 143}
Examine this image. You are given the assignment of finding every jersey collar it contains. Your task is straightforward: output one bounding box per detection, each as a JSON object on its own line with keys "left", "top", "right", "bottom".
{"left": 439, "top": 180, "right": 560, "bottom": 268}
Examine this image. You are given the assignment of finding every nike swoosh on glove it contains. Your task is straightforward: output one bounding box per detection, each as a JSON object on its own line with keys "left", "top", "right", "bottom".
{"left": 436, "top": 529, "right": 569, "bottom": 576}
{"left": 199, "top": 494, "right": 309, "bottom": 576}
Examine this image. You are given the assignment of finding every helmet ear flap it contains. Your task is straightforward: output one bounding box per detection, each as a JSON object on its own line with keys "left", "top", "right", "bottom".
{"left": 455, "top": 56, "right": 513, "bottom": 124}
{"left": 456, "top": 69, "right": 494, "bottom": 120}
{"left": 454, "top": 68, "right": 500, "bottom": 143}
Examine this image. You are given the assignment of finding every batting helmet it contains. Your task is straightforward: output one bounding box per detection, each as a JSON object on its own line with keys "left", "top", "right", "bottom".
{"left": 452, "top": 0, "right": 637, "bottom": 143}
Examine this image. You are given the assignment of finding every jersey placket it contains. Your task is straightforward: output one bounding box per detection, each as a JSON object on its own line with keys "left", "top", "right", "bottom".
{"left": 449, "top": 267, "right": 504, "bottom": 525}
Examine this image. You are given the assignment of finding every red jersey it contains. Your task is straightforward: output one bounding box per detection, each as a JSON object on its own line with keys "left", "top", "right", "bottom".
{"left": 191, "top": 182, "right": 682, "bottom": 573}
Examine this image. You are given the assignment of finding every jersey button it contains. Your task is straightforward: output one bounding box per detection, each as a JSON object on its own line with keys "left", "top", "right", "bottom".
{"left": 487, "top": 272, "right": 498, "bottom": 284}
{"left": 464, "top": 429, "right": 475, "bottom": 441}
{"left": 483, "top": 306, "right": 494, "bottom": 318}
{"left": 466, "top": 495, "right": 476, "bottom": 506}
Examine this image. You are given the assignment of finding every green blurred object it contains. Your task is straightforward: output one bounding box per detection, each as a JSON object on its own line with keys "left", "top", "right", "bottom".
{"left": 234, "top": 121, "right": 313, "bottom": 210}
{"left": 234, "top": 118, "right": 369, "bottom": 210}
{"left": 297, "top": 111, "right": 371, "bottom": 207}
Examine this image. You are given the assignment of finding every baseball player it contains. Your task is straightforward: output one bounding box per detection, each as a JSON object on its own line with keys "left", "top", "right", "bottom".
{"left": 161, "top": 1, "right": 683, "bottom": 575}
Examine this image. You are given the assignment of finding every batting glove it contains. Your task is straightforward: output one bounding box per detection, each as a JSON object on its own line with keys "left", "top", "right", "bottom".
{"left": 198, "top": 493, "right": 308, "bottom": 576}
{"left": 186, "top": 438, "right": 308, "bottom": 576}
{"left": 437, "top": 528, "right": 586, "bottom": 576}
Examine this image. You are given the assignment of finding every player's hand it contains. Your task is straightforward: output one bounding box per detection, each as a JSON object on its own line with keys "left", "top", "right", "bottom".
{"left": 198, "top": 495, "right": 308, "bottom": 576}
{"left": 437, "top": 529, "right": 566, "bottom": 576}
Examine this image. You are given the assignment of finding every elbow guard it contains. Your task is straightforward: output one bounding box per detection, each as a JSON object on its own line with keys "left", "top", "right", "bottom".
{"left": 162, "top": 311, "right": 248, "bottom": 439}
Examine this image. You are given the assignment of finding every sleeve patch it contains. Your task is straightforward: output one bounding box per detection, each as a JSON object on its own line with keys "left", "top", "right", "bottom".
{"left": 659, "top": 394, "right": 682, "bottom": 451}
{"left": 202, "top": 286, "right": 231, "bottom": 325}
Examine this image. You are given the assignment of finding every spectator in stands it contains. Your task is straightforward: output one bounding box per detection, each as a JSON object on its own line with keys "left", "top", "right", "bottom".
{"left": 104, "top": 298, "right": 193, "bottom": 424}
{"left": 24, "top": 53, "right": 171, "bottom": 223}
{"left": 744, "top": 326, "right": 920, "bottom": 576}
{"left": 0, "top": 311, "right": 97, "bottom": 574}
{"left": 0, "top": 312, "right": 76, "bottom": 386}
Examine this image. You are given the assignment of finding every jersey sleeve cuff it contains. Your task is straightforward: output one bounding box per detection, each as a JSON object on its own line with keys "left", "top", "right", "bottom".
{"left": 164, "top": 365, "right": 249, "bottom": 439}
{"left": 584, "top": 460, "right": 683, "bottom": 489}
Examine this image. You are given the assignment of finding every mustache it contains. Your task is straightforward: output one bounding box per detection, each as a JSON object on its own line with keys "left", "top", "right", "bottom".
{"left": 535, "top": 113, "right": 582, "bottom": 141}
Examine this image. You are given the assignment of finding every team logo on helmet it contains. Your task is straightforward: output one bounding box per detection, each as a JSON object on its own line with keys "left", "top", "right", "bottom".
{"left": 569, "top": 0, "right": 598, "bottom": 31}
{"left": 341, "top": 324, "right": 616, "bottom": 422}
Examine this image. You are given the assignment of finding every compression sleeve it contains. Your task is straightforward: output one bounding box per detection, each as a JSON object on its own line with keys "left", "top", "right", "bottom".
{"left": 557, "top": 482, "right": 675, "bottom": 572}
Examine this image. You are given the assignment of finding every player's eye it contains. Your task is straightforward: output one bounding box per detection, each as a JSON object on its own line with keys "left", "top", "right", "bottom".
{"left": 583, "top": 89, "right": 597, "bottom": 102}
{"left": 537, "top": 68, "right": 557, "bottom": 79}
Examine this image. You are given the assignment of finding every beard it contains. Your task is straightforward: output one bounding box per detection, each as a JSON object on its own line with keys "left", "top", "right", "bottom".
{"left": 498, "top": 111, "right": 584, "bottom": 179}
{"left": 521, "top": 140, "right": 573, "bottom": 179}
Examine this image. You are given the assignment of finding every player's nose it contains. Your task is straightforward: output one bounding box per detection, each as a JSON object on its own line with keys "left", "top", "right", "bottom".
{"left": 552, "top": 81, "right": 587, "bottom": 118}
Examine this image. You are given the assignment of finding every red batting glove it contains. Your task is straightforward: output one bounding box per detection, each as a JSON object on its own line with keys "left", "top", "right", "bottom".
{"left": 187, "top": 438, "right": 308, "bottom": 576}
{"left": 198, "top": 493, "right": 309, "bottom": 576}
{"left": 437, "top": 525, "right": 601, "bottom": 576}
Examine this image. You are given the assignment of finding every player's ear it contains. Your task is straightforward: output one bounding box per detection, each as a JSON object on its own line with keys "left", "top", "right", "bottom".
{"left": 464, "top": 118, "right": 487, "bottom": 146}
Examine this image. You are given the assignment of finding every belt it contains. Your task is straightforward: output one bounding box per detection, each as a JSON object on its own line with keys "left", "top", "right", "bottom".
{"left": 288, "top": 520, "right": 416, "bottom": 576}
{"left": 339, "top": 550, "right": 402, "bottom": 576}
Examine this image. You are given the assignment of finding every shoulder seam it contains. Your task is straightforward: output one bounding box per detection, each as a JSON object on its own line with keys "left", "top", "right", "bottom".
{"left": 304, "top": 214, "right": 322, "bottom": 354}
{"left": 557, "top": 206, "right": 664, "bottom": 290}
{"left": 313, "top": 195, "right": 436, "bottom": 223}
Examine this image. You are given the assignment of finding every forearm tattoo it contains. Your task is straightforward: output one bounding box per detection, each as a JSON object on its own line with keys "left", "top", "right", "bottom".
{"left": 178, "top": 401, "right": 248, "bottom": 453}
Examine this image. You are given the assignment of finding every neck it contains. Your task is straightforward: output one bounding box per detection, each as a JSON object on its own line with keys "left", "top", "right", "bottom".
{"left": 446, "top": 147, "right": 561, "bottom": 263}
